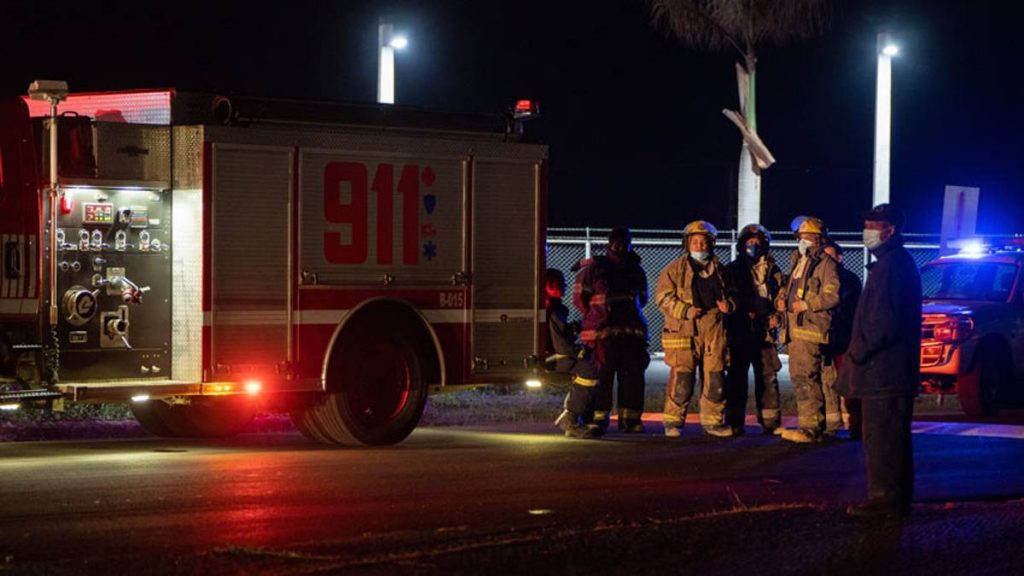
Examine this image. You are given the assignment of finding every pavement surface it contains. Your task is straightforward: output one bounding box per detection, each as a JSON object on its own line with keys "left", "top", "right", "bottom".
{"left": 2, "top": 420, "right": 1023, "bottom": 575}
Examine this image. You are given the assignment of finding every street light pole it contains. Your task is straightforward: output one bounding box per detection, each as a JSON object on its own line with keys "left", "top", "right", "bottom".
{"left": 377, "top": 21, "right": 407, "bottom": 104}
{"left": 378, "top": 21, "right": 396, "bottom": 104}
{"left": 873, "top": 32, "right": 898, "bottom": 207}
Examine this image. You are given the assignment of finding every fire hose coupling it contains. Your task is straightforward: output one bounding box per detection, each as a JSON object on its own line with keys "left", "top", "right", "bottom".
{"left": 102, "top": 306, "right": 132, "bottom": 349}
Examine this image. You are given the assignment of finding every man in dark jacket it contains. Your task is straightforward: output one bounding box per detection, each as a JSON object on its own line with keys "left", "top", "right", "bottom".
{"left": 837, "top": 204, "right": 922, "bottom": 519}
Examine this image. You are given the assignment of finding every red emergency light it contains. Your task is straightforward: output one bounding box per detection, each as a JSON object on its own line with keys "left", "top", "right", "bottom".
{"left": 513, "top": 99, "right": 539, "bottom": 119}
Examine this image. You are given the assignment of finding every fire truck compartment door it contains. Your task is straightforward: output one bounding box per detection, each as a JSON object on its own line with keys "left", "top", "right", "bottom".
{"left": 300, "top": 151, "right": 466, "bottom": 285}
{"left": 211, "top": 145, "right": 293, "bottom": 369}
{"left": 471, "top": 159, "right": 541, "bottom": 373}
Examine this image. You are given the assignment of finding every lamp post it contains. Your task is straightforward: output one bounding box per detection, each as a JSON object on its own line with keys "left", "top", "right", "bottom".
{"left": 873, "top": 32, "right": 899, "bottom": 207}
{"left": 377, "top": 21, "right": 408, "bottom": 104}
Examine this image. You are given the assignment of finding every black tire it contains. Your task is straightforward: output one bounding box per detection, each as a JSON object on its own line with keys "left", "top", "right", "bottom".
{"left": 131, "top": 396, "right": 259, "bottom": 438}
{"left": 130, "top": 400, "right": 182, "bottom": 437}
{"left": 959, "top": 345, "right": 1007, "bottom": 417}
{"left": 292, "top": 325, "right": 427, "bottom": 446}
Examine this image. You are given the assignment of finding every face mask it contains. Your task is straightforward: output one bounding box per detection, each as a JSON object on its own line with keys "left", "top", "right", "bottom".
{"left": 691, "top": 251, "right": 710, "bottom": 262}
{"left": 797, "top": 239, "right": 813, "bottom": 256}
{"left": 863, "top": 229, "right": 884, "bottom": 250}
{"left": 745, "top": 245, "right": 761, "bottom": 259}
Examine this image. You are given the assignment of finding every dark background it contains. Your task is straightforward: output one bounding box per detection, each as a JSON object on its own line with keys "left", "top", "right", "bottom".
{"left": 2, "top": 0, "right": 1020, "bottom": 233}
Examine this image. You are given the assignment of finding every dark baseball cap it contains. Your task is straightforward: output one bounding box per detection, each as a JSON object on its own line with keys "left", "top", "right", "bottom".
{"left": 860, "top": 203, "right": 906, "bottom": 229}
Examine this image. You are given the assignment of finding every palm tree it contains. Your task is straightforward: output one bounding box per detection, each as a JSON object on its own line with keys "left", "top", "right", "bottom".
{"left": 647, "top": 0, "right": 832, "bottom": 228}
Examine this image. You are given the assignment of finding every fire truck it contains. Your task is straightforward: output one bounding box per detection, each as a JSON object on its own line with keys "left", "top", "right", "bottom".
{"left": 0, "top": 80, "right": 548, "bottom": 445}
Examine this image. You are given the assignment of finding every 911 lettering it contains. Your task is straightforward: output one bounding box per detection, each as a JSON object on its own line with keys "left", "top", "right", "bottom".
{"left": 323, "top": 161, "right": 423, "bottom": 265}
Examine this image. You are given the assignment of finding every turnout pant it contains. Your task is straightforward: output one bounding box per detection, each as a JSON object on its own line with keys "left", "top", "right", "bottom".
{"left": 861, "top": 395, "right": 914, "bottom": 511}
{"left": 593, "top": 334, "right": 647, "bottom": 427}
{"left": 822, "top": 354, "right": 861, "bottom": 434}
{"left": 787, "top": 338, "right": 826, "bottom": 435}
{"left": 561, "top": 355, "right": 599, "bottom": 423}
{"left": 663, "top": 312, "right": 727, "bottom": 429}
{"left": 726, "top": 337, "right": 782, "bottom": 431}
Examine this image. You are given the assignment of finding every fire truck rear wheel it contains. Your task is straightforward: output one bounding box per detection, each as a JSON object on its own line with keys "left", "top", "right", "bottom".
{"left": 297, "top": 331, "right": 426, "bottom": 446}
{"left": 958, "top": 343, "right": 1008, "bottom": 417}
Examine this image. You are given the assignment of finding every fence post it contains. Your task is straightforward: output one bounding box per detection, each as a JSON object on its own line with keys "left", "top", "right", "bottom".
{"left": 862, "top": 245, "right": 870, "bottom": 286}
{"left": 585, "top": 227, "right": 592, "bottom": 259}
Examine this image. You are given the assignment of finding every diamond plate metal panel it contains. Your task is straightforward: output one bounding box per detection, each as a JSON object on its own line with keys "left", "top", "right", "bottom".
{"left": 172, "top": 126, "right": 204, "bottom": 190}
{"left": 94, "top": 123, "right": 171, "bottom": 182}
{"left": 171, "top": 188, "right": 203, "bottom": 382}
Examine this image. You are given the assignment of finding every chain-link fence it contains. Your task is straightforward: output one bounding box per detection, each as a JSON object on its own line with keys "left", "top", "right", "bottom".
{"left": 546, "top": 227, "right": 943, "bottom": 352}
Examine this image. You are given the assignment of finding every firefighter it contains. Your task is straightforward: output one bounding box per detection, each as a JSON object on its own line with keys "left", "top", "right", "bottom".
{"left": 774, "top": 216, "right": 841, "bottom": 443}
{"left": 657, "top": 220, "right": 736, "bottom": 437}
{"left": 545, "top": 269, "right": 602, "bottom": 439}
{"left": 822, "top": 241, "right": 863, "bottom": 438}
{"left": 725, "top": 224, "right": 784, "bottom": 435}
{"left": 573, "top": 227, "right": 649, "bottom": 433}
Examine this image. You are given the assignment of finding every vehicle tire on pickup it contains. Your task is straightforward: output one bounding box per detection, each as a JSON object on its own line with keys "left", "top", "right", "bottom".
{"left": 958, "top": 344, "right": 1009, "bottom": 417}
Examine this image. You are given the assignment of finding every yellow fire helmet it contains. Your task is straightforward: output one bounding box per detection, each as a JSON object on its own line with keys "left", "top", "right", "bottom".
{"left": 682, "top": 220, "right": 718, "bottom": 237}
{"left": 790, "top": 215, "right": 826, "bottom": 236}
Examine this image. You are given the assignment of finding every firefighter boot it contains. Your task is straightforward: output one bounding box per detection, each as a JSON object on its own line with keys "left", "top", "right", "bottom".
{"left": 781, "top": 428, "right": 822, "bottom": 443}
{"left": 555, "top": 410, "right": 595, "bottom": 439}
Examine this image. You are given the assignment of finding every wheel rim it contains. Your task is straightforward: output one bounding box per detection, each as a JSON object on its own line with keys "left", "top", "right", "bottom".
{"left": 342, "top": 341, "right": 412, "bottom": 429}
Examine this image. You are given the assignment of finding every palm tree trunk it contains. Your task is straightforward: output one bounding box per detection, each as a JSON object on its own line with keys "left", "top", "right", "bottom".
{"left": 736, "top": 55, "right": 760, "bottom": 228}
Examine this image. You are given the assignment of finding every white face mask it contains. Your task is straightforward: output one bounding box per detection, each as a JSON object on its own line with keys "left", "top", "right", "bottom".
{"left": 691, "top": 251, "right": 710, "bottom": 262}
{"left": 797, "top": 239, "right": 814, "bottom": 256}
{"left": 863, "top": 229, "right": 884, "bottom": 250}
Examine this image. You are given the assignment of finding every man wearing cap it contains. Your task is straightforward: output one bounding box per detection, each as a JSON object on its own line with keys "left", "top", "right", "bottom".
{"left": 573, "top": 227, "right": 649, "bottom": 433}
{"left": 656, "top": 220, "right": 737, "bottom": 437}
{"left": 725, "top": 224, "right": 785, "bottom": 435}
{"left": 775, "top": 215, "right": 841, "bottom": 443}
{"left": 838, "top": 204, "right": 921, "bottom": 519}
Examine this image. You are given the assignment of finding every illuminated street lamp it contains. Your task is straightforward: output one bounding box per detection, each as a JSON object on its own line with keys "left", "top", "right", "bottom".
{"left": 874, "top": 32, "right": 899, "bottom": 207}
{"left": 377, "top": 21, "right": 408, "bottom": 104}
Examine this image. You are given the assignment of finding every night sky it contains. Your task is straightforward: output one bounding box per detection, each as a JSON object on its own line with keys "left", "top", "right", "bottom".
{"left": 3, "top": 0, "right": 1021, "bottom": 234}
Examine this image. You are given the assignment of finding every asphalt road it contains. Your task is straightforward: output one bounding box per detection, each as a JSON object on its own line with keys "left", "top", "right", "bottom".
{"left": 3, "top": 421, "right": 1023, "bottom": 575}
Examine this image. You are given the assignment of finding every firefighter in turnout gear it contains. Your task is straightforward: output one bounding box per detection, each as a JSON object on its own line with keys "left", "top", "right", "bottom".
{"left": 822, "top": 241, "right": 863, "bottom": 438}
{"left": 725, "top": 224, "right": 784, "bottom": 435}
{"left": 573, "top": 227, "right": 649, "bottom": 433}
{"left": 775, "top": 216, "right": 841, "bottom": 443}
{"left": 545, "top": 269, "right": 602, "bottom": 439}
{"left": 657, "top": 220, "right": 737, "bottom": 437}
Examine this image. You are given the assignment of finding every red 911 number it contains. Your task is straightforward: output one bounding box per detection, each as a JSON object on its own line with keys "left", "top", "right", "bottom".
{"left": 323, "top": 162, "right": 422, "bottom": 265}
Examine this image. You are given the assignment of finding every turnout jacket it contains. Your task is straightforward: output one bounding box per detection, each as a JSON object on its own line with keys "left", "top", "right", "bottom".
{"left": 777, "top": 247, "right": 841, "bottom": 344}
{"left": 836, "top": 234, "right": 922, "bottom": 398}
{"left": 572, "top": 251, "right": 648, "bottom": 346}
{"left": 725, "top": 252, "right": 784, "bottom": 345}
{"left": 656, "top": 254, "right": 736, "bottom": 352}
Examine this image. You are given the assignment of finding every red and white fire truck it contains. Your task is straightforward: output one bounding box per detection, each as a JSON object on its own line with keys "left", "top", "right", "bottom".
{"left": 0, "top": 81, "right": 548, "bottom": 445}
